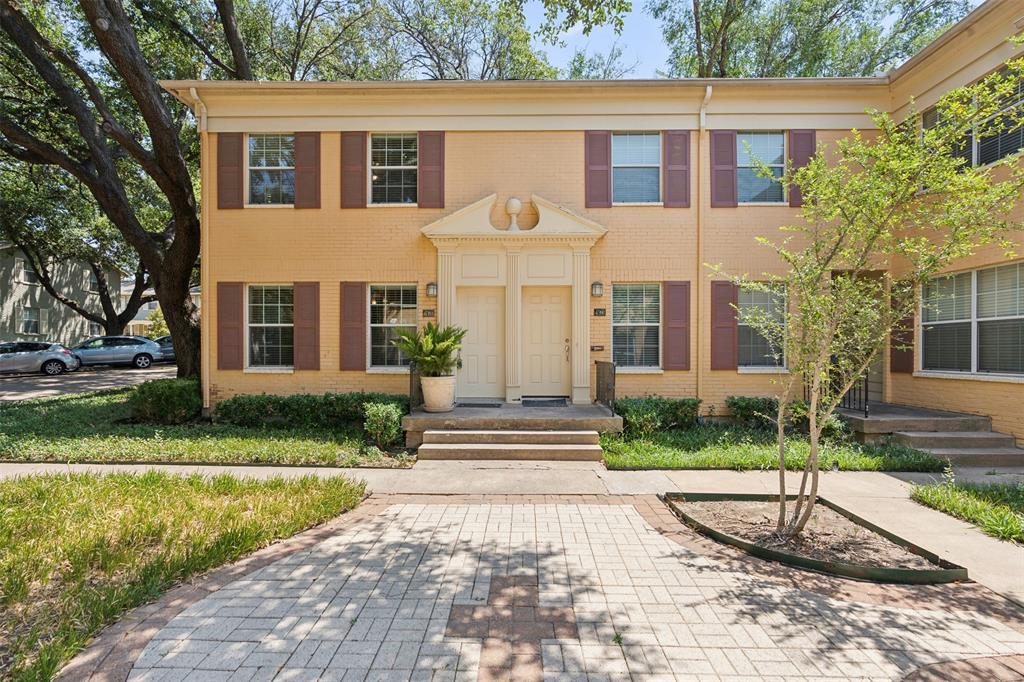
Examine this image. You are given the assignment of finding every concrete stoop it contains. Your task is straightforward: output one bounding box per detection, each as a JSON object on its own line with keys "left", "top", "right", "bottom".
{"left": 416, "top": 429, "right": 604, "bottom": 461}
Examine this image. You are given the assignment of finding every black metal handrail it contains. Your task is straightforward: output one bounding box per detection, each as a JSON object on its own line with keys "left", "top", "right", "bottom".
{"left": 803, "top": 372, "right": 870, "bottom": 418}
{"left": 596, "top": 360, "right": 616, "bottom": 413}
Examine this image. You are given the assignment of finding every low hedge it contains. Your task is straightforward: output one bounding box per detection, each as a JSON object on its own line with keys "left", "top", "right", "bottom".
{"left": 215, "top": 392, "right": 408, "bottom": 430}
{"left": 130, "top": 378, "right": 202, "bottom": 424}
{"left": 725, "top": 395, "right": 847, "bottom": 438}
{"left": 615, "top": 397, "right": 702, "bottom": 439}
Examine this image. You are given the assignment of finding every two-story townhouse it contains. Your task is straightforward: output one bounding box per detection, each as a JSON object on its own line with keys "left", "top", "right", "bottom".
{"left": 162, "top": 0, "right": 1024, "bottom": 443}
{"left": 0, "top": 243, "right": 123, "bottom": 344}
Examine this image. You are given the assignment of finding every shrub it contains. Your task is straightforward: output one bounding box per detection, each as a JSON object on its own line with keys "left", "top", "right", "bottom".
{"left": 215, "top": 392, "right": 408, "bottom": 430}
{"left": 363, "top": 402, "right": 404, "bottom": 449}
{"left": 726, "top": 395, "right": 848, "bottom": 439}
{"left": 616, "top": 397, "right": 702, "bottom": 439}
{"left": 130, "top": 378, "right": 201, "bottom": 424}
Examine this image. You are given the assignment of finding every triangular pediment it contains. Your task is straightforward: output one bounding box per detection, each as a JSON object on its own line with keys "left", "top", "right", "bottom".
{"left": 421, "top": 194, "right": 607, "bottom": 240}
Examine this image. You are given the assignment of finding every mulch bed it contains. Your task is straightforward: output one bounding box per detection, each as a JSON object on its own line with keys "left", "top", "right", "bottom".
{"left": 682, "top": 499, "right": 937, "bottom": 570}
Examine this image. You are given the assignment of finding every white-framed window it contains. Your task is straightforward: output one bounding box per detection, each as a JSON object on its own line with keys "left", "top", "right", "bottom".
{"left": 247, "top": 134, "right": 295, "bottom": 205}
{"left": 22, "top": 260, "right": 39, "bottom": 285}
{"left": 22, "top": 307, "right": 40, "bottom": 335}
{"left": 922, "top": 263, "right": 1023, "bottom": 375}
{"left": 88, "top": 321, "right": 102, "bottom": 336}
{"left": 738, "top": 287, "right": 786, "bottom": 367}
{"left": 369, "top": 285, "right": 417, "bottom": 368}
{"left": 611, "top": 132, "right": 661, "bottom": 203}
{"left": 737, "top": 131, "right": 785, "bottom": 203}
{"left": 88, "top": 271, "right": 100, "bottom": 293}
{"left": 247, "top": 285, "right": 294, "bottom": 367}
{"left": 370, "top": 134, "right": 417, "bottom": 205}
{"left": 612, "top": 283, "right": 661, "bottom": 368}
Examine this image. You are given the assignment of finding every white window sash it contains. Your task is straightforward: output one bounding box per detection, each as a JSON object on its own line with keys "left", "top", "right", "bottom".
{"left": 736, "top": 131, "right": 787, "bottom": 204}
{"left": 368, "top": 133, "right": 418, "bottom": 206}
{"left": 245, "top": 134, "right": 295, "bottom": 206}
{"left": 367, "top": 284, "right": 417, "bottom": 369}
{"left": 610, "top": 283, "right": 662, "bottom": 368}
{"left": 245, "top": 284, "right": 294, "bottom": 369}
{"left": 611, "top": 132, "right": 662, "bottom": 204}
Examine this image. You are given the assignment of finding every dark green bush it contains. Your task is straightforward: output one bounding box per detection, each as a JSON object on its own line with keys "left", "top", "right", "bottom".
{"left": 130, "top": 378, "right": 201, "bottom": 424}
{"left": 363, "top": 402, "right": 404, "bottom": 449}
{"left": 725, "top": 395, "right": 847, "bottom": 439}
{"left": 616, "top": 397, "right": 702, "bottom": 438}
{"left": 215, "top": 392, "right": 408, "bottom": 430}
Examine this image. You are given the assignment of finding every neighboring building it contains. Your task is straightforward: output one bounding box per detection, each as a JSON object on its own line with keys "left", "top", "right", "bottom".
{"left": 123, "top": 286, "right": 201, "bottom": 337}
{"left": 162, "top": 0, "right": 1024, "bottom": 442}
{"left": 0, "top": 243, "right": 122, "bottom": 345}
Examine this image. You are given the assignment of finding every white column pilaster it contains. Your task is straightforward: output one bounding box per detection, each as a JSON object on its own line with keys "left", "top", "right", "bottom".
{"left": 437, "top": 247, "right": 456, "bottom": 328}
{"left": 505, "top": 247, "right": 522, "bottom": 403}
{"left": 571, "top": 247, "right": 591, "bottom": 404}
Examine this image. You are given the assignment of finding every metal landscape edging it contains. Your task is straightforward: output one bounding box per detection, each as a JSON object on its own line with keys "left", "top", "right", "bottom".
{"left": 661, "top": 492, "right": 969, "bottom": 584}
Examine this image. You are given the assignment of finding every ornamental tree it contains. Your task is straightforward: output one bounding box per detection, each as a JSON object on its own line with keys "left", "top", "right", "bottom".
{"left": 718, "top": 54, "right": 1024, "bottom": 540}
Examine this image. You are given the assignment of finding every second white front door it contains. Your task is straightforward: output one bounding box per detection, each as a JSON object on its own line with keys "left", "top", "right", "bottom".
{"left": 457, "top": 287, "right": 505, "bottom": 398}
{"left": 522, "top": 286, "right": 571, "bottom": 397}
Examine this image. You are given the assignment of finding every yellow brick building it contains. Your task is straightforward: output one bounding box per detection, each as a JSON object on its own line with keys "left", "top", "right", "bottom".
{"left": 163, "top": 0, "right": 1024, "bottom": 443}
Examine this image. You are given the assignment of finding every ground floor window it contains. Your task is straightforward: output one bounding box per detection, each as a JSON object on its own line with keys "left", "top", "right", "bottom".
{"left": 248, "top": 285, "right": 293, "bottom": 367}
{"left": 369, "top": 284, "right": 417, "bottom": 368}
{"left": 738, "top": 287, "right": 786, "bottom": 367}
{"left": 89, "top": 321, "right": 102, "bottom": 336}
{"left": 923, "top": 263, "right": 1023, "bottom": 374}
{"left": 612, "top": 283, "right": 660, "bottom": 368}
{"left": 21, "top": 307, "right": 39, "bottom": 335}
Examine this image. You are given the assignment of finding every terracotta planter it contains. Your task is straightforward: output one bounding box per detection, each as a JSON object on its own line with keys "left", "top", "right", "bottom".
{"left": 420, "top": 375, "right": 457, "bottom": 412}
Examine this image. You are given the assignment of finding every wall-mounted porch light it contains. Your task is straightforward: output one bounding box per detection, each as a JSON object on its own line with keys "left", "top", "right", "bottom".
{"left": 426, "top": 282, "right": 438, "bottom": 297}
{"left": 591, "top": 281, "right": 604, "bottom": 297}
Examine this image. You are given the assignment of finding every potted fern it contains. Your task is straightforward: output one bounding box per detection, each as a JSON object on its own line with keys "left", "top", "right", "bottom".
{"left": 393, "top": 322, "right": 468, "bottom": 412}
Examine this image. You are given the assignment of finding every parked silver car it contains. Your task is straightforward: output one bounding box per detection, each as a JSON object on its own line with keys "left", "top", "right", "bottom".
{"left": 72, "top": 336, "right": 163, "bottom": 369}
{"left": 0, "top": 341, "right": 81, "bottom": 375}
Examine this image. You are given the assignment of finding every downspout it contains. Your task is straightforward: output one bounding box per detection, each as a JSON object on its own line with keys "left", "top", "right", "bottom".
{"left": 696, "top": 85, "right": 712, "bottom": 409}
{"left": 190, "top": 88, "right": 212, "bottom": 412}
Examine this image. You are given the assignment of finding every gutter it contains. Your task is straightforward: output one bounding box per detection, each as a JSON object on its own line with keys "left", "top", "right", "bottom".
{"left": 190, "top": 87, "right": 211, "bottom": 411}
{"left": 696, "top": 85, "right": 712, "bottom": 407}
{"left": 189, "top": 87, "right": 208, "bottom": 132}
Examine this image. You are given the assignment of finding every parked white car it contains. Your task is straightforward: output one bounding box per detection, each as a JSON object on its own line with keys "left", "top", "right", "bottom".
{"left": 0, "top": 341, "right": 81, "bottom": 375}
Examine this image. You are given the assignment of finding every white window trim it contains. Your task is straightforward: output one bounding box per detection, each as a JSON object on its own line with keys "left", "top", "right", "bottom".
{"left": 918, "top": 263, "right": 1024, "bottom": 377}
{"left": 21, "top": 307, "right": 41, "bottom": 336}
{"left": 611, "top": 131, "right": 662, "bottom": 206}
{"left": 367, "top": 283, "right": 417, "bottom": 371}
{"left": 611, "top": 282, "right": 662, "bottom": 370}
{"left": 244, "top": 133, "right": 296, "bottom": 208}
{"left": 244, "top": 283, "right": 295, "bottom": 371}
{"left": 737, "top": 131, "right": 787, "bottom": 205}
{"left": 19, "top": 259, "right": 40, "bottom": 287}
{"left": 737, "top": 286, "right": 787, "bottom": 369}
{"left": 368, "top": 133, "right": 419, "bottom": 207}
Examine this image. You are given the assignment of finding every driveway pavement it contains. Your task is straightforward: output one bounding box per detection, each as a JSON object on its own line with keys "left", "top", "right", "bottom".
{"left": 0, "top": 365, "right": 177, "bottom": 401}
{"left": 62, "top": 495, "right": 1024, "bottom": 682}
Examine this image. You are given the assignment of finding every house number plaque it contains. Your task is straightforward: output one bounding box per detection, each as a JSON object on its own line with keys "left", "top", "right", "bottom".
{"left": 593, "top": 308, "right": 606, "bottom": 316}
{"left": 422, "top": 309, "right": 436, "bottom": 318}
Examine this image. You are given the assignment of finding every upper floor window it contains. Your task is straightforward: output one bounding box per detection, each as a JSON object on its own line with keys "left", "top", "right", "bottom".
{"left": 369, "top": 284, "right": 417, "bottom": 368}
{"left": 612, "top": 283, "right": 661, "bottom": 368}
{"left": 248, "top": 134, "right": 295, "bottom": 205}
{"left": 921, "top": 107, "right": 973, "bottom": 167}
{"left": 248, "top": 285, "right": 294, "bottom": 367}
{"left": 738, "top": 288, "right": 786, "bottom": 368}
{"left": 611, "top": 132, "right": 660, "bottom": 203}
{"left": 21, "top": 260, "right": 39, "bottom": 285}
{"left": 737, "top": 131, "right": 785, "bottom": 203}
{"left": 370, "top": 134, "right": 417, "bottom": 205}
{"left": 88, "top": 271, "right": 100, "bottom": 292}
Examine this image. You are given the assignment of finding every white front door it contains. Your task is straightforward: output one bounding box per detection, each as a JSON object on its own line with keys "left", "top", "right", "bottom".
{"left": 522, "top": 286, "right": 571, "bottom": 397}
{"left": 457, "top": 287, "right": 505, "bottom": 398}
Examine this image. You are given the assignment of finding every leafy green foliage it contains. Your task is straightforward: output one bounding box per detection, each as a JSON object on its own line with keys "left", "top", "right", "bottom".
{"left": 912, "top": 480, "right": 1024, "bottom": 543}
{"left": 146, "top": 308, "right": 170, "bottom": 337}
{"left": 564, "top": 41, "right": 637, "bottom": 79}
{"left": 214, "top": 392, "right": 408, "bottom": 430}
{"left": 725, "top": 396, "right": 846, "bottom": 438}
{"left": 392, "top": 323, "right": 467, "bottom": 377}
{"left": 0, "top": 472, "right": 364, "bottom": 679}
{"left": 615, "top": 397, "right": 702, "bottom": 438}
{"left": 602, "top": 424, "right": 942, "bottom": 472}
{"left": 362, "top": 401, "right": 405, "bottom": 449}
{"left": 129, "top": 378, "right": 201, "bottom": 425}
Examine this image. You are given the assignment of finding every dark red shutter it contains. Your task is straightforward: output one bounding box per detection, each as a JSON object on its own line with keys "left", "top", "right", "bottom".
{"left": 340, "top": 132, "right": 367, "bottom": 208}
{"left": 217, "top": 133, "right": 244, "bottom": 209}
{"left": 890, "top": 298, "right": 915, "bottom": 373}
{"left": 293, "top": 282, "right": 320, "bottom": 370}
{"left": 584, "top": 130, "right": 611, "bottom": 208}
{"left": 662, "top": 130, "right": 690, "bottom": 208}
{"left": 293, "top": 132, "right": 321, "bottom": 209}
{"left": 788, "top": 130, "right": 816, "bottom": 208}
{"left": 710, "top": 281, "right": 738, "bottom": 370}
{"left": 710, "top": 130, "right": 737, "bottom": 208}
{"left": 217, "top": 282, "right": 244, "bottom": 370}
{"left": 340, "top": 282, "right": 366, "bottom": 370}
{"left": 418, "top": 131, "right": 444, "bottom": 208}
{"left": 662, "top": 281, "right": 690, "bottom": 370}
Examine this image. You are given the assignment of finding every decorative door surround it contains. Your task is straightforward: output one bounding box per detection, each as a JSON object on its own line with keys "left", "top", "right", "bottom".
{"left": 421, "top": 194, "right": 607, "bottom": 404}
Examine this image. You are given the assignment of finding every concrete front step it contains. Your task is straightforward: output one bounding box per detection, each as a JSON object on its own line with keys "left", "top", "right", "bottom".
{"left": 920, "top": 447, "right": 1024, "bottom": 467}
{"left": 417, "top": 442, "right": 605, "bottom": 461}
{"left": 422, "top": 430, "right": 599, "bottom": 445}
{"left": 893, "top": 430, "right": 1017, "bottom": 449}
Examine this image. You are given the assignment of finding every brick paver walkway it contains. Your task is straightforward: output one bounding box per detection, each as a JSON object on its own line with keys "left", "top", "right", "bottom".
{"left": 106, "top": 499, "right": 1024, "bottom": 681}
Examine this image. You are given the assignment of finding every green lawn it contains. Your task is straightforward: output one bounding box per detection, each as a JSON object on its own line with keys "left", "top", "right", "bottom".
{"left": 0, "top": 472, "right": 365, "bottom": 680}
{"left": 0, "top": 389, "right": 411, "bottom": 467}
{"left": 601, "top": 423, "right": 946, "bottom": 472}
{"left": 911, "top": 480, "right": 1024, "bottom": 543}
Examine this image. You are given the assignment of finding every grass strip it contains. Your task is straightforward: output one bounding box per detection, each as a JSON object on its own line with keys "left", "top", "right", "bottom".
{"left": 911, "top": 481, "right": 1024, "bottom": 543}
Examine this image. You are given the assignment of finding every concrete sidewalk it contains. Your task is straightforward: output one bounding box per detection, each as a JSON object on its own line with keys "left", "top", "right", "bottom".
{"left": 2, "top": 460, "right": 1022, "bottom": 606}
